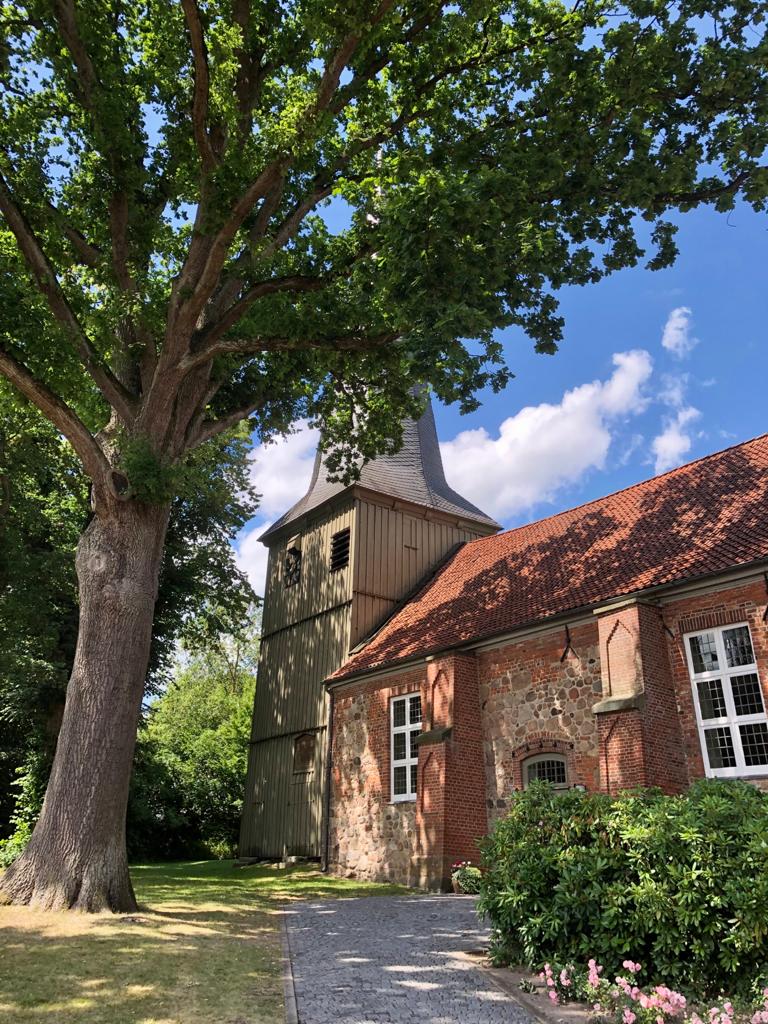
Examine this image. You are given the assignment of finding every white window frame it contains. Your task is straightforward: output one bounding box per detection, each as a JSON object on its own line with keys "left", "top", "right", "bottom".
{"left": 523, "top": 754, "right": 569, "bottom": 790}
{"left": 684, "top": 621, "right": 768, "bottom": 778}
{"left": 390, "top": 693, "right": 422, "bottom": 803}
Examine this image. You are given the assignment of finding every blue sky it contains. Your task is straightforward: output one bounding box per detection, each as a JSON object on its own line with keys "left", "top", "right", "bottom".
{"left": 236, "top": 200, "right": 767, "bottom": 594}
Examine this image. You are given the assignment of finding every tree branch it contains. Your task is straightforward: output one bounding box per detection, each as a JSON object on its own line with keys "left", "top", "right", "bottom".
{"left": 188, "top": 330, "right": 398, "bottom": 371}
{"left": 0, "top": 343, "right": 110, "bottom": 482}
{"left": 185, "top": 275, "right": 331, "bottom": 368}
{"left": 51, "top": 0, "right": 139, "bottom": 297}
{"left": 193, "top": 399, "right": 265, "bottom": 447}
{"left": 169, "top": 3, "right": 393, "bottom": 346}
{"left": 181, "top": 0, "right": 218, "bottom": 172}
{"left": 43, "top": 199, "right": 103, "bottom": 268}
{"left": 0, "top": 171, "right": 138, "bottom": 424}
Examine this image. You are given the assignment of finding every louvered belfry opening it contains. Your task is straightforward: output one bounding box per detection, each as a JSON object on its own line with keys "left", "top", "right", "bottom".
{"left": 329, "top": 527, "right": 351, "bottom": 572}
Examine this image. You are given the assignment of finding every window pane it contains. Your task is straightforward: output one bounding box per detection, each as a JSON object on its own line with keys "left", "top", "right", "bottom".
{"left": 393, "top": 765, "right": 407, "bottom": 796}
{"left": 723, "top": 626, "right": 754, "bottom": 668}
{"left": 690, "top": 632, "right": 719, "bottom": 674}
{"left": 392, "top": 699, "right": 406, "bottom": 728}
{"left": 410, "top": 731, "right": 419, "bottom": 759}
{"left": 393, "top": 732, "right": 406, "bottom": 762}
{"left": 410, "top": 764, "right": 418, "bottom": 794}
{"left": 704, "top": 727, "right": 737, "bottom": 770}
{"left": 731, "top": 674, "right": 765, "bottom": 717}
{"left": 697, "top": 679, "right": 727, "bottom": 720}
{"left": 739, "top": 722, "right": 768, "bottom": 767}
{"left": 409, "top": 696, "right": 422, "bottom": 724}
{"left": 526, "top": 758, "right": 567, "bottom": 786}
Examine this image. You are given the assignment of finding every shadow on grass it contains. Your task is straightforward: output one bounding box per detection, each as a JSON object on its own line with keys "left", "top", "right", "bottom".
{"left": 0, "top": 860, "right": 408, "bottom": 1024}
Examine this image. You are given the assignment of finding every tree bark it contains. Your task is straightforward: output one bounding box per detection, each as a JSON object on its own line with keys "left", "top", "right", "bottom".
{"left": 0, "top": 499, "right": 170, "bottom": 912}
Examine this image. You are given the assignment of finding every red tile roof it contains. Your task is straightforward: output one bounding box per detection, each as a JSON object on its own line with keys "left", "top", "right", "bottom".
{"left": 331, "top": 434, "right": 768, "bottom": 682}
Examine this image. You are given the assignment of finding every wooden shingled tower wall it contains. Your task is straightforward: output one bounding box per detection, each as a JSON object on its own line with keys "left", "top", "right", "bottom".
{"left": 239, "top": 400, "right": 500, "bottom": 860}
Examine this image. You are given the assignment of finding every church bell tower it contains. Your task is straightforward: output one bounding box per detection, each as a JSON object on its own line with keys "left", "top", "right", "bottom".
{"left": 239, "top": 399, "right": 499, "bottom": 860}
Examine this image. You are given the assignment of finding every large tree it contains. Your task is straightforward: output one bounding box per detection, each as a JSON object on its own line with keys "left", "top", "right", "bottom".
{"left": 0, "top": 0, "right": 765, "bottom": 911}
{"left": 0, "top": 379, "right": 256, "bottom": 853}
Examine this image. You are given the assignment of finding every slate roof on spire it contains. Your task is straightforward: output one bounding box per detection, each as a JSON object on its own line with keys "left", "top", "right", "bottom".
{"left": 259, "top": 401, "right": 500, "bottom": 542}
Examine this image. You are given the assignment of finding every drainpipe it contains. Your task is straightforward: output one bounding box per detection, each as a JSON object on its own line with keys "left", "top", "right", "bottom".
{"left": 321, "top": 686, "right": 335, "bottom": 872}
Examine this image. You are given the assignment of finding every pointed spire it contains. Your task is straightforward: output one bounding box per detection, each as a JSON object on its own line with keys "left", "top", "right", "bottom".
{"left": 260, "top": 399, "right": 499, "bottom": 542}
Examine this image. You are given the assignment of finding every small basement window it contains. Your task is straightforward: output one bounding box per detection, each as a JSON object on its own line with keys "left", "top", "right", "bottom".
{"left": 329, "top": 527, "right": 351, "bottom": 572}
{"left": 524, "top": 754, "right": 568, "bottom": 790}
{"left": 391, "top": 693, "right": 422, "bottom": 802}
{"left": 685, "top": 622, "right": 768, "bottom": 777}
{"left": 284, "top": 547, "right": 302, "bottom": 587}
{"left": 293, "top": 733, "right": 315, "bottom": 774}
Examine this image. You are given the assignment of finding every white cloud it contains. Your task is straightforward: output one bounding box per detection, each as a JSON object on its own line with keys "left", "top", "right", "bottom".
{"left": 440, "top": 349, "right": 653, "bottom": 521}
{"left": 235, "top": 423, "right": 319, "bottom": 596}
{"left": 247, "top": 422, "right": 319, "bottom": 520}
{"left": 651, "top": 406, "right": 701, "bottom": 474}
{"left": 661, "top": 306, "right": 699, "bottom": 359}
{"left": 658, "top": 372, "right": 689, "bottom": 409}
{"left": 235, "top": 519, "right": 273, "bottom": 598}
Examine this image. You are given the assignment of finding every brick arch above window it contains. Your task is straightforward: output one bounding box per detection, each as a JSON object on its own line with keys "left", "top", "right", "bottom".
{"left": 508, "top": 733, "right": 576, "bottom": 791}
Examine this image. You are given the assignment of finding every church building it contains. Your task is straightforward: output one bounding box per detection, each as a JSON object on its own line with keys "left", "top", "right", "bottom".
{"left": 240, "top": 401, "right": 768, "bottom": 889}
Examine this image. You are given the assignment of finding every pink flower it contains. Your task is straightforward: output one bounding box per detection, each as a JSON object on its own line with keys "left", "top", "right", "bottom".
{"left": 587, "top": 959, "right": 603, "bottom": 989}
{"left": 593, "top": 1005, "right": 602, "bottom": 1014}
{"left": 559, "top": 969, "right": 572, "bottom": 988}
{"left": 549, "top": 990, "right": 559, "bottom": 1004}
{"left": 623, "top": 1011, "right": 637, "bottom": 1024}
{"left": 623, "top": 961, "right": 641, "bottom": 975}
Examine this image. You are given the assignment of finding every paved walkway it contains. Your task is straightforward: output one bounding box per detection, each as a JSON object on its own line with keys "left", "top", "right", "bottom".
{"left": 283, "top": 894, "right": 533, "bottom": 1024}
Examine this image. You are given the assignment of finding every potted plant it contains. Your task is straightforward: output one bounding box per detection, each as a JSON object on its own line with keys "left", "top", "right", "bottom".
{"left": 450, "top": 860, "right": 482, "bottom": 894}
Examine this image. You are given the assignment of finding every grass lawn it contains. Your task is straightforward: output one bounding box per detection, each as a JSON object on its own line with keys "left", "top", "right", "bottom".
{"left": 0, "top": 860, "right": 407, "bottom": 1024}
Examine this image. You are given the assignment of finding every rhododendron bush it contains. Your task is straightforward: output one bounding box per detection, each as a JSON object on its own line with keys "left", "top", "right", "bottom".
{"left": 477, "top": 780, "right": 768, "bottom": 994}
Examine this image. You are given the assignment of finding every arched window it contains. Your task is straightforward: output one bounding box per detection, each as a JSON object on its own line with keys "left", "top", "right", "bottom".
{"left": 524, "top": 754, "right": 568, "bottom": 791}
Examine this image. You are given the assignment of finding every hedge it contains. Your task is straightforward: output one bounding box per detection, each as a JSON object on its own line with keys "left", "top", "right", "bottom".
{"left": 477, "top": 780, "right": 768, "bottom": 996}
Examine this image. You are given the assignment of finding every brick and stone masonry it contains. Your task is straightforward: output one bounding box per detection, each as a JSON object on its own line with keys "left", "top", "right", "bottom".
{"left": 328, "top": 576, "right": 768, "bottom": 887}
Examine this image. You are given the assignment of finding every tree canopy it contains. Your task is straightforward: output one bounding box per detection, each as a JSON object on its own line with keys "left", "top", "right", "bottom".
{"left": 1, "top": 0, "right": 765, "bottom": 482}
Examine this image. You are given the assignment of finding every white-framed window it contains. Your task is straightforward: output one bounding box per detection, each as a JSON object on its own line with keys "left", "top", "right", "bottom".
{"left": 390, "top": 693, "right": 422, "bottom": 802}
{"left": 685, "top": 622, "right": 768, "bottom": 778}
{"left": 524, "top": 754, "right": 569, "bottom": 791}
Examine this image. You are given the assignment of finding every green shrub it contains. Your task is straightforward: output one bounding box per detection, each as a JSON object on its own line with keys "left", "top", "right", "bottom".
{"left": 477, "top": 780, "right": 768, "bottom": 996}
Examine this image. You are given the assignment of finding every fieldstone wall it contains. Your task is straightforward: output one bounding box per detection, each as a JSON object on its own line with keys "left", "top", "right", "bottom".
{"left": 477, "top": 620, "right": 603, "bottom": 825}
{"left": 328, "top": 669, "right": 425, "bottom": 885}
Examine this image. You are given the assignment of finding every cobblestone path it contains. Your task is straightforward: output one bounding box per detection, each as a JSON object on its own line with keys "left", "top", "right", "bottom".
{"left": 283, "top": 894, "right": 532, "bottom": 1024}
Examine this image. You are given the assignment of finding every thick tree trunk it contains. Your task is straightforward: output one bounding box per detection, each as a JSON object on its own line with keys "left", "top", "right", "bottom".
{"left": 0, "top": 499, "right": 170, "bottom": 912}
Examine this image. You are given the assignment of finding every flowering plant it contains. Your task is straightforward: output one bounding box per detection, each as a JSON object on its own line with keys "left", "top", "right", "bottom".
{"left": 538, "top": 960, "right": 768, "bottom": 1024}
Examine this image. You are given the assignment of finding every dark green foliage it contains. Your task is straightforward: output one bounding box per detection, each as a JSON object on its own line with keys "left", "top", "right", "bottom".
{"left": 127, "top": 609, "right": 259, "bottom": 861}
{"left": 478, "top": 781, "right": 768, "bottom": 996}
{"left": 0, "top": 386, "right": 86, "bottom": 838}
